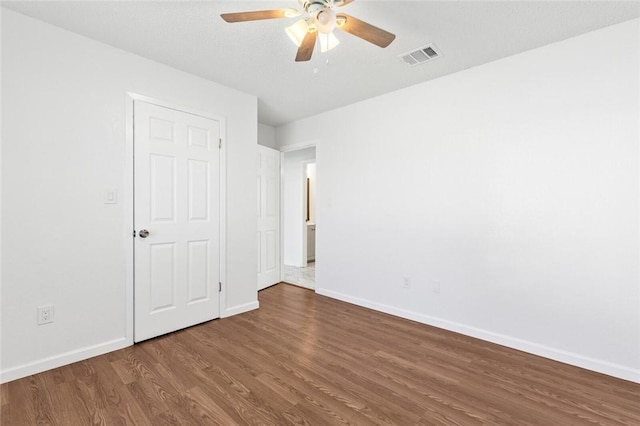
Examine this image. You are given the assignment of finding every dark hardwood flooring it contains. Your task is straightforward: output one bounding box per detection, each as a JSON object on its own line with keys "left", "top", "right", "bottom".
{"left": 2, "top": 283, "right": 639, "bottom": 425}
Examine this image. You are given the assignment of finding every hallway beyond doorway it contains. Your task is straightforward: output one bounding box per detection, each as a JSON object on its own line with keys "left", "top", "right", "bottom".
{"left": 283, "top": 262, "right": 315, "bottom": 289}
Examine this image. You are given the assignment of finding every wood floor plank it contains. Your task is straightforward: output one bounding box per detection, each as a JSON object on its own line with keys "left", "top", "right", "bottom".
{"left": 3, "top": 283, "right": 640, "bottom": 425}
{"left": 281, "top": 403, "right": 321, "bottom": 426}
{"left": 181, "top": 385, "right": 240, "bottom": 425}
{"left": 288, "top": 399, "right": 354, "bottom": 426}
{"left": 0, "top": 383, "right": 9, "bottom": 425}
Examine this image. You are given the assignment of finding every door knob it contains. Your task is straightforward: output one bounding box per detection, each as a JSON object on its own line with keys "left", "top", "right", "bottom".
{"left": 138, "top": 229, "right": 150, "bottom": 238}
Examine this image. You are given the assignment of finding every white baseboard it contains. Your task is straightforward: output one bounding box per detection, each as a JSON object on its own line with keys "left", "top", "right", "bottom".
{"left": 1, "top": 300, "right": 260, "bottom": 383}
{"left": 316, "top": 287, "right": 640, "bottom": 384}
{"left": 222, "top": 300, "right": 259, "bottom": 318}
{"left": 0, "top": 337, "right": 131, "bottom": 384}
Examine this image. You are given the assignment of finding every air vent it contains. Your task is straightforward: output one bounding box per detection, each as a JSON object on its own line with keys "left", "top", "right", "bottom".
{"left": 399, "top": 43, "right": 442, "bottom": 66}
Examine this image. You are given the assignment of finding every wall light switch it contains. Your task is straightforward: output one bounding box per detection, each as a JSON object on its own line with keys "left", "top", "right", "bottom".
{"left": 104, "top": 188, "right": 117, "bottom": 204}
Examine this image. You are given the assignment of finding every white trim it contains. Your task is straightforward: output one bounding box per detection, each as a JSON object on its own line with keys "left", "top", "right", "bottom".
{"left": 0, "top": 4, "right": 4, "bottom": 383}
{"left": 0, "top": 338, "right": 129, "bottom": 384}
{"left": 125, "top": 92, "right": 228, "bottom": 338}
{"left": 316, "top": 288, "right": 640, "bottom": 384}
{"left": 124, "top": 93, "right": 135, "bottom": 346}
{"left": 279, "top": 140, "right": 319, "bottom": 153}
{"left": 222, "top": 301, "right": 260, "bottom": 318}
{"left": 219, "top": 114, "right": 228, "bottom": 320}
{"left": 127, "top": 92, "right": 222, "bottom": 122}
{"left": 637, "top": 33, "right": 640, "bottom": 389}
{"left": 279, "top": 151, "right": 285, "bottom": 284}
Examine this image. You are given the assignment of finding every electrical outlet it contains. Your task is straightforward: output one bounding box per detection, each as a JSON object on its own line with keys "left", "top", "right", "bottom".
{"left": 402, "top": 277, "right": 411, "bottom": 289}
{"left": 38, "top": 305, "right": 54, "bottom": 325}
{"left": 432, "top": 280, "right": 441, "bottom": 294}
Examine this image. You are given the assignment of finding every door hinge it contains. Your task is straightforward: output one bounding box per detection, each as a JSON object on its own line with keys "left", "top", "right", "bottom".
{"left": 132, "top": 229, "right": 136, "bottom": 237}
{"left": 219, "top": 282, "right": 222, "bottom": 292}
{"left": 219, "top": 138, "right": 222, "bottom": 149}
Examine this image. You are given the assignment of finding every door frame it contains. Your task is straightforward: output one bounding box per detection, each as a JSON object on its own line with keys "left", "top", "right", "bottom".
{"left": 279, "top": 141, "right": 317, "bottom": 287}
{"left": 124, "top": 92, "right": 227, "bottom": 344}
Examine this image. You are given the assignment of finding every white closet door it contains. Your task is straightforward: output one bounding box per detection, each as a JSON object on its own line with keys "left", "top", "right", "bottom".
{"left": 134, "top": 101, "right": 220, "bottom": 342}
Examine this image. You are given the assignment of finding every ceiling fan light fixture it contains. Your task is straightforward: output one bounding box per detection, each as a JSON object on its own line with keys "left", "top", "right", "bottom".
{"left": 319, "top": 32, "right": 340, "bottom": 52}
{"left": 286, "top": 19, "right": 310, "bottom": 47}
{"left": 315, "top": 8, "right": 337, "bottom": 34}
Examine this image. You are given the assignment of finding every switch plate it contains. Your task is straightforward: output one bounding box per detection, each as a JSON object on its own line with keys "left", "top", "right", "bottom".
{"left": 402, "top": 277, "right": 411, "bottom": 289}
{"left": 432, "top": 280, "right": 441, "bottom": 294}
{"left": 104, "top": 188, "right": 117, "bottom": 204}
{"left": 38, "top": 304, "right": 54, "bottom": 325}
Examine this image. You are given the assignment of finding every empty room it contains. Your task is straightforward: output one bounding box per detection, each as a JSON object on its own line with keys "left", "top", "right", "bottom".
{"left": 1, "top": 1, "right": 639, "bottom": 424}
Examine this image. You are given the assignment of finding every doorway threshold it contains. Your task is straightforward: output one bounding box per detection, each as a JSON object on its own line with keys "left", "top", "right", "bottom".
{"left": 283, "top": 262, "right": 315, "bottom": 289}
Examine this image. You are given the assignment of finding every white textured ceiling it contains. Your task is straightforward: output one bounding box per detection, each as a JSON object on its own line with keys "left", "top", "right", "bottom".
{"left": 3, "top": 1, "right": 639, "bottom": 126}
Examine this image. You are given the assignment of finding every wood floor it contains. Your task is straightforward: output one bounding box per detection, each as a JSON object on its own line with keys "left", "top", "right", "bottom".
{"left": 2, "top": 284, "right": 639, "bottom": 425}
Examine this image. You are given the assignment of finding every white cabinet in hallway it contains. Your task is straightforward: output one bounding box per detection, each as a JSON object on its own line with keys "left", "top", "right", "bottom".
{"left": 307, "top": 224, "right": 316, "bottom": 262}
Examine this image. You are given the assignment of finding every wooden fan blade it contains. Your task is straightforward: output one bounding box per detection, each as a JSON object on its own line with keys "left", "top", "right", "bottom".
{"left": 336, "top": 0, "right": 355, "bottom": 6}
{"left": 295, "top": 31, "right": 317, "bottom": 62}
{"left": 221, "top": 9, "right": 297, "bottom": 23}
{"left": 336, "top": 14, "right": 395, "bottom": 48}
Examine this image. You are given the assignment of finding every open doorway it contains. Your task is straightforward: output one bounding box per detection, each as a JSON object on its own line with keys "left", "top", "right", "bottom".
{"left": 282, "top": 147, "right": 316, "bottom": 289}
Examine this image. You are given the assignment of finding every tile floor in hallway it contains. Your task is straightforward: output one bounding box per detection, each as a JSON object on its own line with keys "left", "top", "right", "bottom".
{"left": 283, "top": 262, "right": 315, "bottom": 289}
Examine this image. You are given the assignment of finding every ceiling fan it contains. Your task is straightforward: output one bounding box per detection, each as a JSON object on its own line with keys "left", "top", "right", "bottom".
{"left": 221, "top": 0, "right": 396, "bottom": 62}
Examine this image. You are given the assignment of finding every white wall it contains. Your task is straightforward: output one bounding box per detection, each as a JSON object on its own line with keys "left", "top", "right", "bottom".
{"left": 277, "top": 19, "right": 640, "bottom": 383}
{"left": 1, "top": 10, "right": 258, "bottom": 382}
{"left": 283, "top": 147, "right": 315, "bottom": 267}
{"left": 258, "top": 123, "right": 277, "bottom": 149}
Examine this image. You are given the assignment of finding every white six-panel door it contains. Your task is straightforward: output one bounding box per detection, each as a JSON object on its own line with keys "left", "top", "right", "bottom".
{"left": 134, "top": 101, "right": 220, "bottom": 342}
{"left": 257, "top": 145, "right": 280, "bottom": 291}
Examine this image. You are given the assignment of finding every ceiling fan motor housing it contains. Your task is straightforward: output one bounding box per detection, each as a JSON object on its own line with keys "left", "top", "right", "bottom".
{"left": 299, "top": 0, "right": 344, "bottom": 14}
